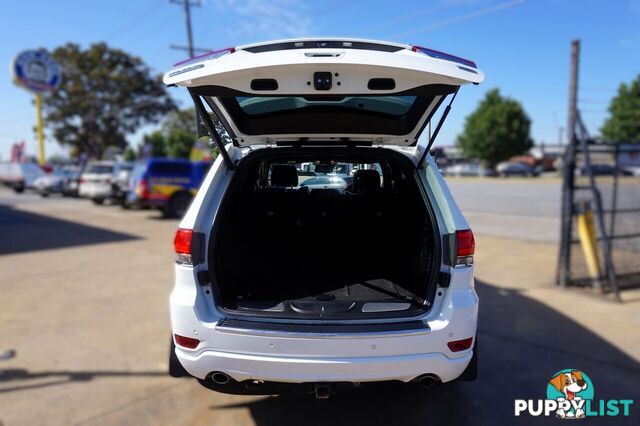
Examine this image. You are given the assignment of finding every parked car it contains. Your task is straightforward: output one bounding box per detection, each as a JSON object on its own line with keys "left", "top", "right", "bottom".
{"left": 61, "top": 167, "right": 83, "bottom": 197}
{"left": 300, "top": 175, "right": 348, "bottom": 191}
{"left": 78, "top": 161, "right": 115, "bottom": 204}
{"left": 111, "top": 162, "right": 134, "bottom": 204}
{"left": 445, "top": 162, "right": 496, "bottom": 177}
{"left": 164, "top": 38, "right": 483, "bottom": 396}
{"left": 496, "top": 161, "right": 537, "bottom": 177}
{"left": 33, "top": 166, "right": 79, "bottom": 197}
{"left": 125, "top": 158, "right": 211, "bottom": 217}
{"left": 577, "top": 164, "right": 618, "bottom": 176}
{"left": 0, "top": 162, "right": 45, "bottom": 193}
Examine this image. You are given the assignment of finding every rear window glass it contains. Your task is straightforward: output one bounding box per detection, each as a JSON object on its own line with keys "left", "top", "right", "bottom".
{"left": 150, "top": 162, "right": 191, "bottom": 176}
{"left": 86, "top": 164, "right": 113, "bottom": 174}
{"left": 236, "top": 96, "right": 417, "bottom": 116}
{"left": 262, "top": 161, "right": 382, "bottom": 192}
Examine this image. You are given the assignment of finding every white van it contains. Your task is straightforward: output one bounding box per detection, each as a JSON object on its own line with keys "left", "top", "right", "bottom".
{"left": 165, "top": 38, "right": 483, "bottom": 397}
{"left": 0, "top": 162, "right": 45, "bottom": 193}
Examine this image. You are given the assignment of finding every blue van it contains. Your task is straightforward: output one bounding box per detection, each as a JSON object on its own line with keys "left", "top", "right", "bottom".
{"left": 126, "top": 158, "right": 211, "bottom": 217}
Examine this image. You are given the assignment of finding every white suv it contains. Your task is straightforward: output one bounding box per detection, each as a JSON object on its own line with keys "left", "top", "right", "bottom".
{"left": 165, "top": 38, "right": 483, "bottom": 397}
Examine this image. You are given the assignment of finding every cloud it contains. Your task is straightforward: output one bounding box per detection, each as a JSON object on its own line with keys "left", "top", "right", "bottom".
{"left": 206, "top": 0, "right": 314, "bottom": 41}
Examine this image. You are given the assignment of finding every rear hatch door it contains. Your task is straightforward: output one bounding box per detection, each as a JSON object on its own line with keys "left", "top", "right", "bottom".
{"left": 164, "top": 38, "right": 484, "bottom": 147}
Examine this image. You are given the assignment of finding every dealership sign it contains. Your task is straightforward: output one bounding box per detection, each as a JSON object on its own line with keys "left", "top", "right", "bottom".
{"left": 12, "top": 49, "right": 62, "bottom": 93}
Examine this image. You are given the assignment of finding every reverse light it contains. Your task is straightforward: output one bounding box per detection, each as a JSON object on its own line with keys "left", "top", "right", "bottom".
{"left": 411, "top": 45, "right": 477, "bottom": 69}
{"left": 173, "top": 47, "right": 235, "bottom": 67}
{"left": 174, "top": 334, "right": 200, "bottom": 349}
{"left": 455, "top": 229, "right": 475, "bottom": 266}
{"left": 447, "top": 337, "right": 474, "bottom": 352}
{"left": 174, "top": 228, "right": 193, "bottom": 265}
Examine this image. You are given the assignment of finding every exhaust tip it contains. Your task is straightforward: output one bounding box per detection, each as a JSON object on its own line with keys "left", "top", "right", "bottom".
{"left": 415, "top": 374, "right": 441, "bottom": 388}
{"left": 211, "top": 371, "right": 231, "bottom": 385}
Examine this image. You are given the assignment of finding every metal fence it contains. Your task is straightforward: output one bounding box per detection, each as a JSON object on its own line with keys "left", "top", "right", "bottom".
{"left": 557, "top": 116, "right": 640, "bottom": 301}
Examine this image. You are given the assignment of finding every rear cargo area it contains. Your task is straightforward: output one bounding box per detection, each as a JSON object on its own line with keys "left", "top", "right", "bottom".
{"left": 210, "top": 149, "right": 438, "bottom": 319}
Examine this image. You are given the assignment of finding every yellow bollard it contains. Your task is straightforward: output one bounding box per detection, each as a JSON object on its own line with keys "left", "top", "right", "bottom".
{"left": 576, "top": 201, "right": 602, "bottom": 288}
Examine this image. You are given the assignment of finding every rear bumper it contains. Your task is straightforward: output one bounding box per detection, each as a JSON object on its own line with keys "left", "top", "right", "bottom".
{"left": 175, "top": 347, "right": 472, "bottom": 383}
{"left": 78, "top": 184, "right": 112, "bottom": 199}
{"left": 171, "top": 265, "right": 478, "bottom": 385}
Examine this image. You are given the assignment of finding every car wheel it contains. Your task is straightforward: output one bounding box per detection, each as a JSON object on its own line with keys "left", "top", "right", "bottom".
{"left": 167, "top": 192, "right": 192, "bottom": 218}
{"left": 92, "top": 198, "right": 105, "bottom": 205}
{"left": 13, "top": 186, "right": 24, "bottom": 194}
{"left": 40, "top": 192, "right": 49, "bottom": 198}
{"left": 169, "top": 336, "right": 189, "bottom": 378}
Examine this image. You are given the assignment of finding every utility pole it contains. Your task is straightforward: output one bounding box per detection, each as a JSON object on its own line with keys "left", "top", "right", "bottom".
{"left": 557, "top": 39, "right": 580, "bottom": 286}
{"left": 170, "top": 0, "right": 210, "bottom": 57}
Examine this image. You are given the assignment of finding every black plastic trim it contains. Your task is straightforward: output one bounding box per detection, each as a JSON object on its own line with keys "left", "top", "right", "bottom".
{"left": 250, "top": 79, "right": 279, "bottom": 91}
{"left": 243, "top": 40, "right": 404, "bottom": 54}
{"left": 218, "top": 318, "right": 428, "bottom": 333}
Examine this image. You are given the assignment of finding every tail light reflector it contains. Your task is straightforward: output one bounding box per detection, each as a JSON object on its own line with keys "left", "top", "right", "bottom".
{"left": 174, "top": 228, "right": 193, "bottom": 264}
{"left": 174, "top": 334, "right": 199, "bottom": 349}
{"left": 455, "top": 229, "right": 475, "bottom": 266}
{"left": 447, "top": 337, "right": 473, "bottom": 352}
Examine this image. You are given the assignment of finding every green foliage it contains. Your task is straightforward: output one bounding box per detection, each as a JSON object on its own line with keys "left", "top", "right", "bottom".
{"left": 456, "top": 89, "right": 533, "bottom": 166}
{"left": 165, "top": 128, "right": 196, "bottom": 159}
{"left": 601, "top": 75, "right": 640, "bottom": 143}
{"left": 43, "top": 43, "right": 175, "bottom": 159}
{"left": 140, "top": 107, "right": 232, "bottom": 159}
{"left": 142, "top": 130, "right": 167, "bottom": 157}
{"left": 123, "top": 146, "right": 137, "bottom": 161}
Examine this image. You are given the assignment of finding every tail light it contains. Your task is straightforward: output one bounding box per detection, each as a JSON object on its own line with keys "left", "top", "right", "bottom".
{"left": 79, "top": 178, "right": 86, "bottom": 184}
{"left": 174, "top": 228, "right": 193, "bottom": 265}
{"left": 174, "top": 334, "right": 199, "bottom": 349}
{"left": 455, "top": 229, "right": 475, "bottom": 266}
{"left": 173, "top": 47, "right": 235, "bottom": 67}
{"left": 447, "top": 337, "right": 474, "bottom": 352}
{"left": 411, "top": 45, "right": 477, "bottom": 69}
{"left": 137, "top": 178, "right": 150, "bottom": 199}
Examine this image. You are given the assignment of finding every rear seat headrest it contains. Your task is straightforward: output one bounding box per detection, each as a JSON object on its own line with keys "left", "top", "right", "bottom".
{"left": 352, "top": 169, "right": 381, "bottom": 193}
{"left": 270, "top": 165, "right": 298, "bottom": 187}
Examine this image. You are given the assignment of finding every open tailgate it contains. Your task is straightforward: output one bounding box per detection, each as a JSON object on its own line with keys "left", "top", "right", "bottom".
{"left": 164, "top": 38, "right": 484, "bottom": 147}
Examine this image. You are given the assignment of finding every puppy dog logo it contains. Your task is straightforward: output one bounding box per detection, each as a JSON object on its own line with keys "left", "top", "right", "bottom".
{"left": 547, "top": 369, "right": 594, "bottom": 419}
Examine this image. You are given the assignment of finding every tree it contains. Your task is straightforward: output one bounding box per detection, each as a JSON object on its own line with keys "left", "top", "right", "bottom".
{"left": 165, "top": 128, "right": 196, "bottom": 158}
{"left": 601, "top": 75, "right": 640, "bottom": 143}
{"left": 456, "top": 89, "right": 533, "bottom": 166}
{"left": 141, "top": 130, "right": 167, "bottom": 157}
{"left": 43, "top": 43, "right": 175, "bottom": 159}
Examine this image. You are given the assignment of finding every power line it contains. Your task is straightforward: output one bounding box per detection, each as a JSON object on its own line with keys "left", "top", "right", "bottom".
{"left": 170, "top": 0, "right": 210, "bottom": 58}
{"left": 390, "top": 0, "right": 525, "bottom": 40}
{"left": 103, "top": 0, "right": 167, "bottom": 42}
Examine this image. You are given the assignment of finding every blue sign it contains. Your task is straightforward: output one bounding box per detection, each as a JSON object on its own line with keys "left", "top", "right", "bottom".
{"left": 12, "top": 50, "right": 62, "bottom": 93}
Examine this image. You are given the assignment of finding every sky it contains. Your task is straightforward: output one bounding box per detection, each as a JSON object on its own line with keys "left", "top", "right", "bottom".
{"left": 1, "top": 0, "right": 639, "bottom": 160}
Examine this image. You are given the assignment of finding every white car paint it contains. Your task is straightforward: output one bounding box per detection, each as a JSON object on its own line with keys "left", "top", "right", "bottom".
{"left": 168, "top": 38, "right": 481, "bottom": 388}
{"left": 78, "top": 161, "right": 115, "bottom": 200}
